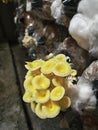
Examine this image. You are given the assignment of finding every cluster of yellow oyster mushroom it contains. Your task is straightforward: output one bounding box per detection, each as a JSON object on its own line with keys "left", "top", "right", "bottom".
{"left": 23, "top": 54, "right": 77, "bottom": 119}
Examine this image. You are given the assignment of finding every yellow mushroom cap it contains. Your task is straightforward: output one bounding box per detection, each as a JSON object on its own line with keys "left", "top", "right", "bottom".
{"left": 42, "top": 100, "right": 60, "bottom": 118}
{"left": 41, "top": 59, "right": 56, "bottom": 74}
{"left": 31, "top": 102, "right": 36, "bottom": 112}
{"left": 23, "top": 91, "right": 33, "bottom": 103}
{"left": 59, "top": 96, "right": 71, "bottom": 111}
{"left": 50, "top": 86, "right": 65, "bottom": 101}
{"left": 25, "top": 59, "right": 45, "bottom": 71}
{"left": 53, "top": 62, "right": 71, "bottom": 77}
{"left": 25, "top": 71, "right": 33, "bottom": 79}
{"left": 25, "top": 69, "right": 41, "bottom": 79}
{"left": 54, "top": 54, "right": 66, "bottom": 62}
{"left": 24, "top": 76, "right": 32, "bottom": 88}
{"left": 32, "top": 74, "right": 50, "bottom": 89}
{"left": 52, "top": 76, "right": 64, "bottom": 87}
{"left": 24, "top": 76, "right": 35, "bottom": 92}
{"left": 33, "top": 90, "right": 50, "bottom": 103}
{"left": 71, "top": 69, "right": 77, "bottom": 76}
{"left": 35, "top": 103, "right": 47, "bottom": 119}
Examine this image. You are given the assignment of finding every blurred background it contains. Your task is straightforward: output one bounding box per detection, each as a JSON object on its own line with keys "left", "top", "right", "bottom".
{"left": 0, "top": 1, "right": 98, "bottom": 130}
{"left": 0, "top": 1, "right": 17, "bottom": 43}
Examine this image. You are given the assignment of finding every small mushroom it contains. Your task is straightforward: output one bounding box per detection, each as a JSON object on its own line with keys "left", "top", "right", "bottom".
{"left": 53, "top": 61, "right": 71, "bottom": 77}
{"left": 25, "top": 59, "right": 45, "bottom": 71}
{"left": 71, "top": 69, "right": 77, "bottom": 76}
{"left": 50, "top": 86, "right": 65, "bottom": 101}
{"left": 32, "top": 74, "right": 50, "bottom": 89}
{"left": 42, "top": 100, "right": 60, "bottom": 118}
{"left": 41, "top": 59, "right": 56, "bottom": 74}
{"left": 54, "top": 54, "right": 67, "bottom": 62}
{"left": 35, "top": 103, "right": 47, "bottom": 119}
{"left": 52, "top": 76, "right": 64, "bottom": 87}
{"left": 23, "top": 91, "right": 33, "bottom": 103}
{"left": 33, "top": 89, "right": 50, "bottom": 103}
{"left": 58, "top": 96, "right": 71, "bottom": 111}
{"left": 24, "top": 76, "right": 35, "bottom": 93}
{"left": 22, "top": 35, "right": 34, "bottom": 47}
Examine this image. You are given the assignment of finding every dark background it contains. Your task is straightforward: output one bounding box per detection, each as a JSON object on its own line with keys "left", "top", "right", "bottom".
{"left": 0, "top": 1, "right": 17, "bottom": 43}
